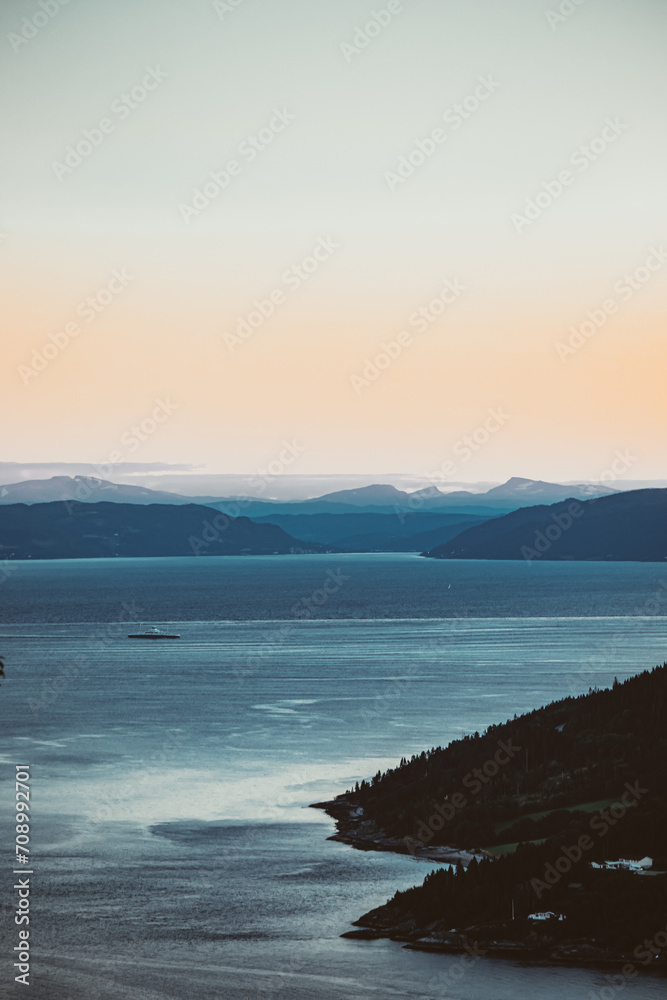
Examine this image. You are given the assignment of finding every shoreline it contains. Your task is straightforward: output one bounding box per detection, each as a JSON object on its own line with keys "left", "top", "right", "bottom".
{"left": 342, "top": 901, "right": 667, "bottom": 971}
{"left": 310, "top": 794, "right": 482, "bottom": 867}
{"left": 311, "top": 795, "right": 667, "bottom": 972}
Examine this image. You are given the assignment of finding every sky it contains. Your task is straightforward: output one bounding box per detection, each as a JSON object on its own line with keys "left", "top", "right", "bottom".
{"left": 2, "top": 0, "right": 666, "bottom": 484}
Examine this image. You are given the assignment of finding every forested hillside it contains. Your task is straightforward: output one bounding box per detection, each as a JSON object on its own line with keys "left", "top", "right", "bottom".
{"left": 338, "top": 665, "right": 667, "bottom": 960}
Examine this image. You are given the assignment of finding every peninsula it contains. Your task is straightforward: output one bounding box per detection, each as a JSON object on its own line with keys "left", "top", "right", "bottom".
{"left": 315, "top": 664, "right": 667, "bottom": 967}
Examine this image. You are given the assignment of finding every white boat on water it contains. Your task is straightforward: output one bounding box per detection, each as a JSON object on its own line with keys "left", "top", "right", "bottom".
{"left": 127, "top": 626, "right": 181, "bottom": 640}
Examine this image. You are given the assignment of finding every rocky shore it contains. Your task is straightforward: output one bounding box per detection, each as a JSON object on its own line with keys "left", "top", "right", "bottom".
{"left": 312, "top": 795, "right": 667, "bottom": 971}
{"left": 341, "top": 900, "right": 667, "bottom": 969}
{"left": 310, "top": 794, "right": 482, "bottom": 866}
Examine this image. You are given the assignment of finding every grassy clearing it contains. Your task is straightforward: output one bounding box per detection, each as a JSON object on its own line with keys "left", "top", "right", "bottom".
{"left": 492, "top": 798, "right": 617, "bottom": 836}
{"left": 483, "top": 838, "right": 547, "bottom": 857}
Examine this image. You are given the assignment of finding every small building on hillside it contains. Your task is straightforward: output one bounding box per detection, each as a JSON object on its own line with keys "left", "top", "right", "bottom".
{"left": 590, "top": 857, "right": 653, "bottom": 872}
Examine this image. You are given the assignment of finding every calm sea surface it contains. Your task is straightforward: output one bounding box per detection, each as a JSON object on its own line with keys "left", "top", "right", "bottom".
{"left": 1, "top": 555, "right": 666, "bottom": 999}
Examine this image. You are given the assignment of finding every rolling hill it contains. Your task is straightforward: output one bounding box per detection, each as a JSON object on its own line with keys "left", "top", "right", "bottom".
{"left": 424, "top": 488, "right": 667, "bottom": 562}
{"left": 0, "top": 502, "right": 323, "bottom": 558}
{"left": 250, "top": 511, "right": 489, "bottom": 551}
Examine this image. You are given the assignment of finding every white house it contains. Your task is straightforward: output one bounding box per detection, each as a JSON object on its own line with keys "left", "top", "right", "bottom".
{"left": 591, "top": 857, "right": 652, "bottom": 872}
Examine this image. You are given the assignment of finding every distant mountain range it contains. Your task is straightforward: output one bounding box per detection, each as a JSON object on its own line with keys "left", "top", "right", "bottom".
{"left": 293, "top": 478, "right": 617, "bottom": 509}
{"left": 0, "top": 475, "right": 618, "bottom": 510}
{"left": 0, "top": 477, "right": 653, "bottom": 558}
{"left": 479, "top": 476, "right": 616, "bottom": 502}
{"left": 0, "top": 476, "right": 195, "bottom": 506}
{"left": 0, "top": 464, "right": 500, "bottom": 499}
{"left": 0, "top": 502, "right": 323, "bottom": 559}
{"left": 3, "top": 465, "right": 666, "bottom": 499}
{"left": 0, "top": 487, "right": 663, "bottom": 561}
{"left": 424, "top": 488, "right": 667, "bottom": 562}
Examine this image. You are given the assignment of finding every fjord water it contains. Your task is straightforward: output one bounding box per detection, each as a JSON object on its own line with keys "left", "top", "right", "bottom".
{"left": 1, "top": 555, "right": 666, "bottom": 999}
